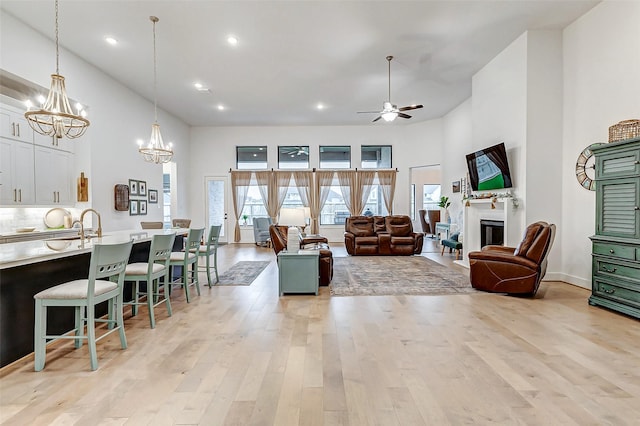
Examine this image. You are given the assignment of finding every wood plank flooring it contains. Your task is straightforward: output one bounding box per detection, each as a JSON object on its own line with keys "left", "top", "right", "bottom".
{"left": 1, "top": 239, "right": 639, "bottom": 425}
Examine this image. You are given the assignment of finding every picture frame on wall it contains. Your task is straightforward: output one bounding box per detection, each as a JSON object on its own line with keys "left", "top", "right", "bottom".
{"left": 129, "top": 200, "right": 139, "bottom": 215}
{"left": 139, "top": 200, "right": 147, "bottom": 215}
{"left": 148, "top": 189, "right": 158, "bottom": 204}
{"left": 138, "top": 181, "right": 147, "bottom": 197}
{"left": 452, "top": 180, "right": 461, "bottom": 193}
{"left": 129, "top": 179, "right": 138, "bottom": 196}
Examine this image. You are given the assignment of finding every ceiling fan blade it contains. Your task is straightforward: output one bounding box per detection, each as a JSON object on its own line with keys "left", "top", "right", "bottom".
{"left": 399, "top": 104, "right": 423, "bottom": 112}
{"left": 357, "top": 111, "right": 381, "bottom": 114}
{"left": 372, "top": 116, "right": 382, "bottom": 122}
{"left": 398, "top": 113, "right": 412, "bottom": 119}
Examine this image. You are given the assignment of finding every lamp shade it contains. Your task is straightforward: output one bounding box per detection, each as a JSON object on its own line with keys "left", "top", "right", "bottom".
{"left": 279, "top": 208, "right": 305, "bottom": 226}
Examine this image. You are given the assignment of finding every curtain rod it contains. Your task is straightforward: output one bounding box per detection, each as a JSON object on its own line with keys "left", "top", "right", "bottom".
{"left": 229, "top": 167, "right": 398, "bottom": 173}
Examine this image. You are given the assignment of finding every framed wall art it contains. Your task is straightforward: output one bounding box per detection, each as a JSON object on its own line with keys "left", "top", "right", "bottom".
{"left": 129, "top": 200, "right": 139, "bottom": 216}
{"left": 452, "top": 180, "right": 461, "bottom": 193}
{"left": 129, "top": 179, "right": 139, "bottom": 196}
{"left": 148, "top": 189, "right": 158, "bottom": 204}
{"left": 139, "top": 200, "right": 148, "bottom": 215}
{"left": 138, "top": 181, "right": 147, "bottom": 197}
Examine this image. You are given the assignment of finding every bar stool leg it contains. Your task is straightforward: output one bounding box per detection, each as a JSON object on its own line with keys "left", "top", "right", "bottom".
{"left": 34, "top": 300, "right": 46, "bottom": 372}
{"left": 87, "top": 305, "right": 98, "bottom": 371}
{"left": 206, "top": 253, "right": 212, "bottom": 287}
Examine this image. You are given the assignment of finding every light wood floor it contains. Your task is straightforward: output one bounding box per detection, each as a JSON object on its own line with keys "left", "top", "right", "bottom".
{"left": 1, "top": 239, "right": 639, "bottom": 425}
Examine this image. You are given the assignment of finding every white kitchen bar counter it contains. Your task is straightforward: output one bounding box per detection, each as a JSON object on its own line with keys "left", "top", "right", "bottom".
{"left": 0, "top": 228, "right": 188, "bottom": 270}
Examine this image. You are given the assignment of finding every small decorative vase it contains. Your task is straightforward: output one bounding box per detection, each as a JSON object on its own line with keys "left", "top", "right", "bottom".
{"left": 446, "top": 210, "right": 451, "bottom": 223}
{"left": 287, "top": 226, "right": 299, "bottom": 253}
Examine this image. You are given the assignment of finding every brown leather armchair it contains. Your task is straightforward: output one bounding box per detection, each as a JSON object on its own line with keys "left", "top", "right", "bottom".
{"left": 269, "top": 225, "right": 333, "bottom": 286}
{"left": 468, "top": 221, "right": 556, "bottom": 295}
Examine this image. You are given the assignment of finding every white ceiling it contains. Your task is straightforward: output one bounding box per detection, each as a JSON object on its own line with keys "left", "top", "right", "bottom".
{"left": 1, "top": 0, "right": 599, "bottom": 127}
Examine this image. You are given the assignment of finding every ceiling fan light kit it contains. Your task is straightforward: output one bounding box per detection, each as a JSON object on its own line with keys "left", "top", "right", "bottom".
{"left": 358, "top": 55, "right": 423, "bottom": 123}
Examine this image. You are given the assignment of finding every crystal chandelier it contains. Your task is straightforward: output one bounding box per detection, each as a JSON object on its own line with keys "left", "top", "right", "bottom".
{"left": 24, "top": 0, "right": 90, "bottom": 139}
{"left": 138, "top": 16, "right": 173, "bottom": 164}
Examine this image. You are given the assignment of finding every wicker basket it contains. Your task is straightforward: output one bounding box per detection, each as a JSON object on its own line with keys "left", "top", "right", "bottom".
{"left": 608, "top": 119, "right": 640, "bottom": 142}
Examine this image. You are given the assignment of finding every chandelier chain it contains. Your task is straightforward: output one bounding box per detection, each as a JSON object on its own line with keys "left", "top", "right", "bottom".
{"left": 55, "top": 0, "right": 59, "bottom": 74}
{"left": 152, "top": 17, "right": 158, "bottom": 123}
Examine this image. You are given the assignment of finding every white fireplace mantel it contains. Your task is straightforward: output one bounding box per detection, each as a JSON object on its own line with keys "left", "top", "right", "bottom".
{"left": 455, "top": 197, "right": 517, "bottom": 268}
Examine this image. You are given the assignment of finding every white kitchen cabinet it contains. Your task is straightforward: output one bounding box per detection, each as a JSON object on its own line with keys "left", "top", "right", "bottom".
{"left": 33, "top": 132, "right": 75, "bottom": 153}
{"left": 34, "top": 145, "right": 74, "bottom": 205}
{"left": 0, "top": 138, "right": 35, "bottom": 205}
{"left": 0, "top": 106, "right": 32, "bottom": 143}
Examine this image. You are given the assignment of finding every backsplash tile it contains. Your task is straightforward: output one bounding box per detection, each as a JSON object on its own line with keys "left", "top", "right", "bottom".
{"left": 0, "top": 207, "right": 84, "bottom": 235}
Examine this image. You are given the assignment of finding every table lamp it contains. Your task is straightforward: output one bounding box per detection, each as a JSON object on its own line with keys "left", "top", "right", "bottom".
{"left": 279, "top": 208, "right": 305, "bottom": 253}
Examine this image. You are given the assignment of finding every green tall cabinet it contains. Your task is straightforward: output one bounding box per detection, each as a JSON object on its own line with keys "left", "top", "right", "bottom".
{"left": 589, "top": 137, "right": 640, "bottom": 319}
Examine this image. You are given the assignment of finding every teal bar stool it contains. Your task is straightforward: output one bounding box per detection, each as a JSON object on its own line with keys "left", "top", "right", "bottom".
{"left": 191, "top": 225, "right": 221, "bottom": 286}
{"left": 33, "top": 240, "right": 133, "bottom": 371}
{"left": 123, "top": 233, "right": 176, "bottom": 328}
{"left": 169, "top": 228, "right": 204, "bottom": 303}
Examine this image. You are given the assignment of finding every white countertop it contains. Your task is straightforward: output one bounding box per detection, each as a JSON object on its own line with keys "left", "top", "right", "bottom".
{"left": 0, "top": 228, "right": 188, "bottom": 270}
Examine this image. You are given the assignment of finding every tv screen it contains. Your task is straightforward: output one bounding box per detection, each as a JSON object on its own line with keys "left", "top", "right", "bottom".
{"left": 466, "top": 142, "right": 513, "bottom": 191}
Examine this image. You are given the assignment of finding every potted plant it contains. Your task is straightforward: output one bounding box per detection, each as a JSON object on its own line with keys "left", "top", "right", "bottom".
{"left": 242, "top": 214, "right": 249, "bottom": 225}
{"left": 438, "top": 196, "right": 451, "bottom": 223}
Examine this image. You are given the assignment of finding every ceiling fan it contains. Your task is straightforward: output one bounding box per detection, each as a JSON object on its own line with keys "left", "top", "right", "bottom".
{"left": 358, "top": 55, "right": 423, "bottom": 123}
{"left": 282, "top": 146, "right": 308, "bottom": 156}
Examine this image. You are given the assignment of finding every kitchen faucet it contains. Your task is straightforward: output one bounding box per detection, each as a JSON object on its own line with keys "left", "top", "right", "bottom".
{"left": 76, "top": 208, "right": 103, "bottom": 240}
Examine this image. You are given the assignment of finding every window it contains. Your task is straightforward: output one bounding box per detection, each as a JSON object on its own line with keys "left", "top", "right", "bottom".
{"left": 319, "top": 146, "right": 350, "bottom": 169}
{"left": 278, "top": 146, "right": 309, "bottom": 169}
{"left": 163, "top": 171, "right": 171, "bottom": 228}
{"left": 320, "top": 177, "right": 348, "bottom": 225}
{"left": 361, "top": 145, "right": 392, "bottom": 169}
{"left": 240, "top": 180, "right": 305, "bottom": 225}
{"left": 423, "top": 184, "right": 441, "bottom": 210}
{"left": 237, "top": 146, "right": 267, "bottom": 170}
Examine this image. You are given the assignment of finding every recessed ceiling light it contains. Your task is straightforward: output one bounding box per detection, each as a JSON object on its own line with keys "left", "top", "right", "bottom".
{"left": 227, "top": 35, "right": 238, "bottom": 46}
{"left": 105, "top": 37, "right": 118, "bottom": 45}
{"left": 194, "top": 82, "right": 203, "bottom": 89}
{"left": 316, "top": 103, "right": 325, "bottom": 110}
{"left": 217, "top": 105, "right": 225, "bottom": 111}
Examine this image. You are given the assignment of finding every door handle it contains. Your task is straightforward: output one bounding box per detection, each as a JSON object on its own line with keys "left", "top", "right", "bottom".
{"left": 13, "top": 188, "right": 17, "bottom": 202}
{"left": 18, "top": 189, "right": 22, "bottom": 202}
{"left": 11, "top": 123, "right": 16, "bottom": 137}
{"left": 16, "top": 123, "right": 20, "bottom": 137}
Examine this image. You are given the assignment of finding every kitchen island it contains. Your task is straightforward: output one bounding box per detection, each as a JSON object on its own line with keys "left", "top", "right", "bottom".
{"left": 0, "top": 228, "right": 187, "bottom": 368}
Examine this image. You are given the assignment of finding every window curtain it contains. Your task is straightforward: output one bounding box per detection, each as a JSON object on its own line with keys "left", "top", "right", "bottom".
{"left": 314, "top": 171, "right": 334, "bottom": 234}
{"left": 230, "top": 171, "right": 252, "bottom": 242}
{"left": 337, "top": 170, "right": 358, "bottom": 215}
{"left": 293, "top": 171, "right": 313, "bottom": 229}
{"left": 256, "top": 170, "right": 291, "bottom": 223}
{"left": 358, "top": 170, "right": 376, "bottom": 215}
{"left": 274, "top": 171, "right": 292, "bottom": 221}
{"left": 377, "top": 169, "right": 397, "bottom": 214}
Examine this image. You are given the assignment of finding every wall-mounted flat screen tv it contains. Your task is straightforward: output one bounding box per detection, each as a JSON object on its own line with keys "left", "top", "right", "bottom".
{"left": 466, "top": 142, "right": 513, "bottom": 191}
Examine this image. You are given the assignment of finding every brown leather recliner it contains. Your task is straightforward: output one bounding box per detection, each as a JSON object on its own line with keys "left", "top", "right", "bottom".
{"left": 344, "top": 215, "right": 424, "bottom": 255}
{"left": 468, "top": 221, "right": 556, "bottom": 296}
{"left": 269, "top": 225, "right": 333, "bottom": 286}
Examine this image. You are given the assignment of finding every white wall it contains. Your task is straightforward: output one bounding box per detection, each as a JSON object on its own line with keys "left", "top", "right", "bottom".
{"left": 0, "top": 13, "right": 190, "bottom": 232}
{"left": 471, "top": 33, "right": 528, "bottom": 247}
{"left": 561, "top": 0, "right": 640, "bottom": 287}
{"left": 442, "top": 99, "right": 472, "bottom": 227}
{"left": 189, "top": 122, "right": 442, "bottom": 242}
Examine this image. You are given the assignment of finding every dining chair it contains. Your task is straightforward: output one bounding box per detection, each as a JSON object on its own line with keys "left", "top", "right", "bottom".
{"left": 33, "top": 240, "right": 133, "bottom": 371}
{"left": 191, "top": 225, "right": 221, "bottom": 286}
{"left": 172, "top": 219, "right": 191, "bottom": 228}
{"left": 169, "top": 228, "right": 204, "bottom": 303}
{"left": 141, "top": 221, "right": 163, "bottom": 229}
{"left": 123, "top": 233, "right": 176, "bottom": 328}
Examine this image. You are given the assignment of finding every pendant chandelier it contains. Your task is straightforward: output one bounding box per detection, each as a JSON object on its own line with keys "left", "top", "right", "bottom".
{"left": 138, "top": 16, "right": 173, "bottom": 164}
{"left": 24, "top": 0, "right": 90, "bottom": 139}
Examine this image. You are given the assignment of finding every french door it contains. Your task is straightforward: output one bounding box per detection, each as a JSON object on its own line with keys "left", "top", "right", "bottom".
{"left": 205, "top": 176, "right": 229, "bottom": 244}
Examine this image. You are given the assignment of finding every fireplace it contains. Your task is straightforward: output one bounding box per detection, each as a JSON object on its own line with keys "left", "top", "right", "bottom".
{"left": 480, "top": 219, "right": 504, "bottom": 247}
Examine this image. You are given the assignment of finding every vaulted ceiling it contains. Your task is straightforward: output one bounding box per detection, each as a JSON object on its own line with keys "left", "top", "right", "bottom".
{"left": 1, "top": 1, "right": 599, "bottom": 127}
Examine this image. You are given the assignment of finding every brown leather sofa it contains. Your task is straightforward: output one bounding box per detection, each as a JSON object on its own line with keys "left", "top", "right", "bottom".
{"left": 344, "top": 215, "right": 424, "bottom": 255}
{"left": 468, "top": 221, "right": 556, "bottom": 295}
{"left": 269, "top": 225, "right": 333, "bottom": 286}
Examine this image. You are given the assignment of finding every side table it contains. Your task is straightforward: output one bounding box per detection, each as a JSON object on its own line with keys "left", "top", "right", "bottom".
{"left": 277, "top": 250, "right": 319, "bottom": 296}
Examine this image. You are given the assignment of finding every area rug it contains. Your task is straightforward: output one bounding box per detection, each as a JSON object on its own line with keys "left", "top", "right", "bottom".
{"left": 216, "top": 261, "right": 270, "bottom": 285}
{"left": 330, "top": 256, "right": 476, "bottom": 296}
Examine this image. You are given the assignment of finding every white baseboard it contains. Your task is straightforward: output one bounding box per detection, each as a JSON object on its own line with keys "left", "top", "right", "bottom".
{"left": 543, "top": 272, "right": 590, "bottom": 290}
